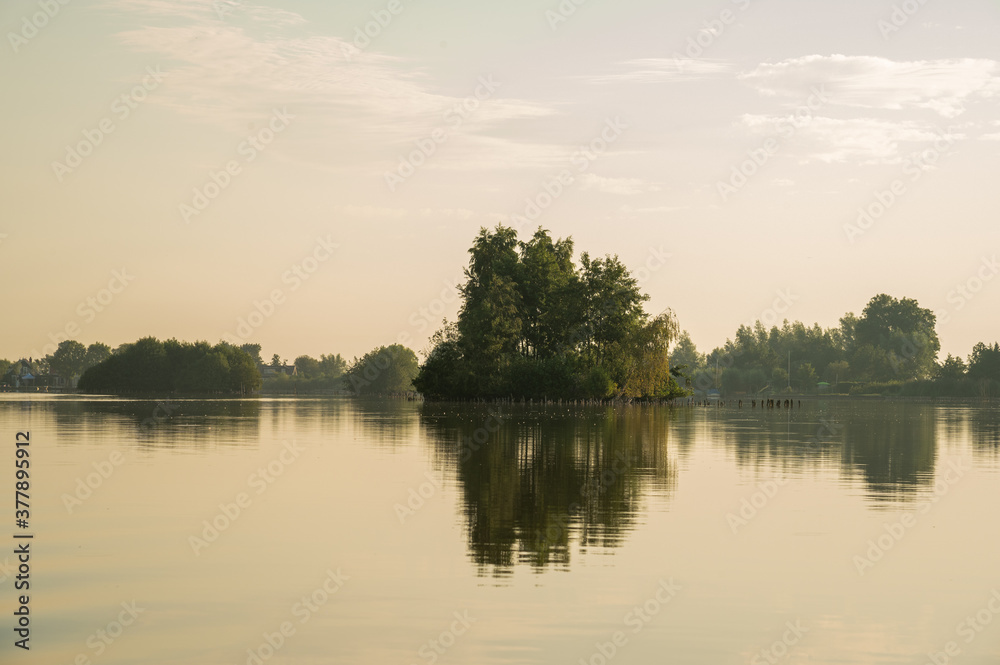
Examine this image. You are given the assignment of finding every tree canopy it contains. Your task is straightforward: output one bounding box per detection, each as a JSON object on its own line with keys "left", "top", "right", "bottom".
{"left": 344, "top": 344, "right": 419, "bottom": 395}
{"left": 680, "top": 293, "right": 990, "bottom": 396}
{"left": 414, "top": 225, "right": 683, "bottom": 400}
{"left": 78, "top": 337, "right": 261, "bottom": 394}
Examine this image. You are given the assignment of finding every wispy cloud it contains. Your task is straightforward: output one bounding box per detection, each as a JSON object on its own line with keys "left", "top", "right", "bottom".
{"left": 590, "top": 58, "right": 731, "bottom": 84}
{"left": 579, "top": 173, "right": 660, "bottom": 195}
{"left": 739, "top": 114, "right": 964, "bottom": 163}
{"left": 741, "top": 54, "right": 1000, "bottom": 118}
{"left": 100, "top": 0, "right": 558, "bottom": 164}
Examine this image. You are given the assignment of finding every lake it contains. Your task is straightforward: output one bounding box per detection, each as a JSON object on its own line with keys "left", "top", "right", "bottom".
{"left": 2, "top": 395, "right": 999, "bottom": 665}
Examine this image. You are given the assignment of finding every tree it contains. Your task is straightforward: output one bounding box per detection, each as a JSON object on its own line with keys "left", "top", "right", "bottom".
{"left": 345, "top": 345, "right": 419, "bottom": 395}
{"left": 935, "top": 354, "right": 967, "bottom": 381}
{"left": 670, "top": 331, "right": 704, "bottom": 380}
{"left": 851, "top": 345, "right": 891, "bottom": 382}
{"left": 838, "top": 312, "right": 858, "bottom": 354}
{"left": 616, "top": 310, "right": 681, "bottom": 398}
{"left": 968, "top": 342, "right": 1000, "bottom": 381}
{"left": 458, "top": 225, "right": 524, "bottom": 388}
{"left": 854, "top": 294, "right": 939, "bottom": 380}
{"left": 79, "top": 337, "right": 260, "bottom": 394}
{"left": 270, "top": 354, "right": 283, "bottom": 368}
{"left": 795, "top": 362, "right": 818, "bottom": 392}
{"left": 84, "top": 343, "right": 112, "bottom": 369}
{"left": 579, "top": 252, "right": 648, "bottom": 364}
{"left": 294, "top": 355, "right": 321, "bottom": 378}
{"left": 178, "top": 351, "right": 230, "bottom": 392}
{"left": 240, "top": 343, "right": 263, "bottom": 365}
{"left": 517, "top": 228, "right": 579, "bottom": 359}
{"left": 218, "top": 343, "right": 262, "bottom": 392}
{"left": 319, "top": 353, "right": 347, "bottom": 378}
{"left": 47, "top": 340, "right": 87, "bottom": 381}
{"left": 826, "top": 360, "right": 850, "bottom": 384}
{"left": 413, "top": 322, "right": 467, "bottom": 399}
{"left": 415, "top": 225, "right": 682, "bottom": 400}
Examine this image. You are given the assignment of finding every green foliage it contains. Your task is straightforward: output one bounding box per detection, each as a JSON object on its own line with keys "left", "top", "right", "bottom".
{"left": 78, "top": 337, "right": 261, "bottom": 394}
{"left": 46, "top": 340, "right": 87, "bottom": 380}
{"left": 795, "top": 362, "right": 818, "bottom": 392}
{"left": 319, "top": 353, "right": 347, "bottom": 378}
{"left": 415, "top": 225, "right": 684, "bottom": 400}
{"left": 695, "top": 293, "right": 945, "bottom": 395}
{"left": 968, "top": 342, "right": 1000, "bottom": 381}
{"left": 583, "top": 366, "right": 616, "bottom": 399}
{"left": 240, "top": 343, "right": 263, "bottom": 365}
{"left": 849, "top": 380, "right": 904, "bottom": 396}
{"left": 36, "top": 339, "right": 112, "bottom": 384}
{"left": 43, "top": 340, "right": 112, "bottom": 383}
{"left": 669, "top": 331, "right": 704, "bottom": 382}
{"left": 262, "top": 353, "right": 349, "bottom": 393}
{"left": 825, "top": 360, "right": 850, "bottom": 383}
{"left": 294, "top": 355, "right": 322, "bottom": 378}
{"left": 936, "top": 354, "right": 967, "bottom": 381}
{"left": 854, "top": 294, "right": 939, "bottom": 380}
{"left": 84, "top": 343, "right": 112, "bottom": 368}
{"left": 344, "top": 344, "right": 419, "bottom": 395}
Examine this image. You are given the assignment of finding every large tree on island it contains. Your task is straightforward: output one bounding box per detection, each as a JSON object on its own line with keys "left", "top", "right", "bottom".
{"left": 415, "top": 225, "right": 684, "bottom": 400}
{"left": 852, "top": 294, "right": 939, "bottom": 381}
{"left": 457, "top": 225, "right": 524, "bottom": 387}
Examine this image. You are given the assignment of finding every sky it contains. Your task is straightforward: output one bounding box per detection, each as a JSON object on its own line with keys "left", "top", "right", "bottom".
{"left": 1, "top": 0, "right": 998, "bottom": 364}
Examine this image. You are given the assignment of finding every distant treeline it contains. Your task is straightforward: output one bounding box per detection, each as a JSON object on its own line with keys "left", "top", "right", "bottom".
{"left": 0, "top": 341, "right": 111, "bottom": 387}
{"left": 245, "top": 343, "right": 418, "bottom": 395}
{"left": 414, "top": 225, "right": 685, "bottom": 400}
{"left": 57, "top": 339, "right": 421, "bottom": 396}
{"left": 673, "top": 294, "right": 1000, "bottom": 398}
{"left": 78, "top": 338, "right": 261, "bottom": 393}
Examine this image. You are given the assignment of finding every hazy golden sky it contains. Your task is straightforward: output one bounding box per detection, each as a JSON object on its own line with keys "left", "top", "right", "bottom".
{"left": 2, "top": 0, "right": 998, "bottom": 362}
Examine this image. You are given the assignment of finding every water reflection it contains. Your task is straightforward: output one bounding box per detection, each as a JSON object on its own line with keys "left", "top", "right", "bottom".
{"left": 839, "top": 402, "right": 936, "bottom": 501}
{"left": 5, "top": 396, "right": 263, "bottom": 450}
{"left": 348, "top": 397, "right": 419, "bottom": 448}
{"left": 1, "top": 396, "right": 985, "bottom": 573}
{"left": 702, "top": 401, "right": 939, "bottom": 502}
{"left": 969, "top": 403, "right": 1000, "bottom": 463}
{"left": 419, "top": 404, "right": 676, "bottom": 576}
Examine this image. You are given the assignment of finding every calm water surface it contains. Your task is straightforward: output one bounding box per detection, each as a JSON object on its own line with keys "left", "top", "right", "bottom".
{"left": 2, "top": 396, "right": 999, "bottom": 664}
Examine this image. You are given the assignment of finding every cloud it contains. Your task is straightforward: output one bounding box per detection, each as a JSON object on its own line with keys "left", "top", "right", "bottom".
{"left": 579, "top": 173, "right": 659, "bottom": 195}
{"left": 741, "top": 55, "right": 1000, "bottom": 118}
{"left": 739, "top": 114, "right": 964, "bottom": 163}
{"left": 99, "top": 0, "right": 558, "bottom": 164}
{"left": 591, "top": 58, "right": 731, "bottom": 83}
{"left": 102, "top": 0, "right": 306, "bottom": 26}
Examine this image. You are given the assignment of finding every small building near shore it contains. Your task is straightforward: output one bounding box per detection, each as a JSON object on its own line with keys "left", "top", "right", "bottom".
{"left": 2, "top": 359, "right": 69, "bottom": 390}
{"left": 258, "top": 363, "right": 297, "bottom": 379}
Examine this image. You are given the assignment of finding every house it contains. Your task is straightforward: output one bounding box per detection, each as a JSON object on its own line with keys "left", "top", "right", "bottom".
{"left": 258, "top": 363, "right": 297, "bottom": 379}
{"left": 3, "top": 359, "right": 37, "bottom": 388}
{"left": 2, "top": 359, "right": 68, "bottom": 390}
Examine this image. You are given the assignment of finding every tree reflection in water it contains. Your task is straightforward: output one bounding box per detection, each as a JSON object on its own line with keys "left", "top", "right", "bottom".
{"left": 420, "top": 404, "right": 676, "bottom": 576}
